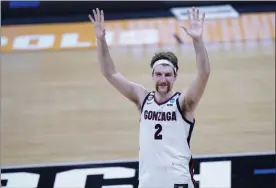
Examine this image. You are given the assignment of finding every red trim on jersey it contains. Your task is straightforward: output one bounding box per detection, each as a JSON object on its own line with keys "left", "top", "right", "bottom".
{"left": 140, "top": 92, "right": 152, "bottom": 113}
{"left": 153, "top": 91, "right": 178, "bottom": 105}
{"left": 189, "top": 158, "right": 197, "bottom": 188}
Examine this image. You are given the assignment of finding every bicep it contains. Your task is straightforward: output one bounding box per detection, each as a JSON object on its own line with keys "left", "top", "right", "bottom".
{"left": 179, "top": 74, "right": 209, "bottom": 113}
{"left": 105, "top": 72, "right": 148, "bottom": 106}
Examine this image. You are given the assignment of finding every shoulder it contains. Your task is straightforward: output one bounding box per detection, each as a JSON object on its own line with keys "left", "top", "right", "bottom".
{"left": 139, "top": 91, "right": 154, "bottom": 112}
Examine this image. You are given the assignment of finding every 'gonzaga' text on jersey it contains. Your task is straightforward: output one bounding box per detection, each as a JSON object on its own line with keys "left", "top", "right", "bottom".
{"left": 138, "top": 92, "right": 196, "bottom": 188}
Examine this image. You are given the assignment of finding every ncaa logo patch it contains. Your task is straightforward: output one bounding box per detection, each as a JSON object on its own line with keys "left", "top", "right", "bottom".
{"left": 169, "top": 98, "right": 175, "bottom": 103}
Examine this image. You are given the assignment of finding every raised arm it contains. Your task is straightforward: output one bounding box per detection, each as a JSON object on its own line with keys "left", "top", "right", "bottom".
{"left": 178, "top": 7, "right": 210, "bottom": 116}
{"left": 89, "top": 9, "right": 148, "bottom": 108}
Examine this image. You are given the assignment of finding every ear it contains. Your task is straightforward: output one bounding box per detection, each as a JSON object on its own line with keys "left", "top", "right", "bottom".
{"left": 174, "top": 72, "right": 178, "bottom": 79}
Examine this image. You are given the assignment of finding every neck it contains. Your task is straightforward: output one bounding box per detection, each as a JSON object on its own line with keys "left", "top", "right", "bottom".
{"left": 154, "top": 90, "right": 175, "bottom": 103}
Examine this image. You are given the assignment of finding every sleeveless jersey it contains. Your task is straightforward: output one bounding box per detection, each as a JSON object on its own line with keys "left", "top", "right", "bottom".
{"left": 138, "top": 91, "right": 196, "bottom": 188}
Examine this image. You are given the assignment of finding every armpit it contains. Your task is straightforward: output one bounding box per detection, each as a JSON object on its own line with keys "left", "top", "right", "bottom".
{"left": 183, "top": 98, "right": 195, "bottom": 112}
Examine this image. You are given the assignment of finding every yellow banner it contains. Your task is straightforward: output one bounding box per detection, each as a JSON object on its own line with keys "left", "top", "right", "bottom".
{"left": 1, "top": 12, "right": 275, "bottom": 52}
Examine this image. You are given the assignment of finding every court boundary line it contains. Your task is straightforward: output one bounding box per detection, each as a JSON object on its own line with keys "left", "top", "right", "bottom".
{"left": 1, "top": 151, "right": 275, "bottom": 170}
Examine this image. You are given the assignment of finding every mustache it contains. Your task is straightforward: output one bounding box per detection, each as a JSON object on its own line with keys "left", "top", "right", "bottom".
{"left": 158, "top": 82, "right": 169, "bottom": 86}
{"left": 155, "top": 81, "right": 170, "bottom": 93}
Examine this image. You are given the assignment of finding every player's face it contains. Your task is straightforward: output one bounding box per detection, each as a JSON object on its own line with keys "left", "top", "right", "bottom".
{"left": 152, "top": 65, "right": 176, "bottom": 94}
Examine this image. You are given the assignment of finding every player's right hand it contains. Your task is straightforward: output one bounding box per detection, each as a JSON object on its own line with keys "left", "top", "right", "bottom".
{"left": 88, "top": 8, "right": 105, "bottom": 39}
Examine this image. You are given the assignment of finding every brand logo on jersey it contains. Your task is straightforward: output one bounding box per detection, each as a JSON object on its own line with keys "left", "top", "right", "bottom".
{"left": 144, "top": 110, "right": 177, "bottom": 121}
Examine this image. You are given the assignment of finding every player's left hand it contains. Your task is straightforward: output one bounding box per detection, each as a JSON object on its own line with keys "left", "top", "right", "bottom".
{"left": 181, "top": 7, "right": 205, "bottom": 40}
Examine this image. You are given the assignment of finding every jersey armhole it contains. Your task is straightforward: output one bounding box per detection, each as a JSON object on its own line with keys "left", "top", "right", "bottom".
{"left": 176, "top": 96, "right": 195, "bottom": 125}
{"left": 140, "top": 92, "right": 152, "bottom": 113}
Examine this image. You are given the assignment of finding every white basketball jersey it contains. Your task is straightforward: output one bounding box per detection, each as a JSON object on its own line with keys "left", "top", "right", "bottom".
{"left": 138, "top": 91, "right": 196, "bottom": 188}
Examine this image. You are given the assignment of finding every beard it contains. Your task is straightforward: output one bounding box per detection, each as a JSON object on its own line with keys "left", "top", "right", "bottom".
{"left": 155, "top": 81, "right": 171, "bottom": 94}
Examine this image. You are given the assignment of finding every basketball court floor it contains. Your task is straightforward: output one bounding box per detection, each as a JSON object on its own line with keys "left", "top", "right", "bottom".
{"left": 1, "top": 39, "right": 275, "bottom": 166}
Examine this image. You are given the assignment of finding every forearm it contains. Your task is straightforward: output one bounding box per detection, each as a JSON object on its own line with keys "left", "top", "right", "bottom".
{"left": 193, "top": 38, "right": 210, "bottom": 77}
{"left": 96, "top": 38, "right": 116, "bottom": 76}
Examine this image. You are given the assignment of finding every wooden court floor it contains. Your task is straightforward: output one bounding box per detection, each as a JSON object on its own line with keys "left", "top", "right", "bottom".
{"left": 1, "top": 40, "right": 275, "bottom": 166}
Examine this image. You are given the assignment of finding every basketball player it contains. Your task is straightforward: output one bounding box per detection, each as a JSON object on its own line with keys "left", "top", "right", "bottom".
{"left": 89, "top": 7, "right": 210, "bottom": 188}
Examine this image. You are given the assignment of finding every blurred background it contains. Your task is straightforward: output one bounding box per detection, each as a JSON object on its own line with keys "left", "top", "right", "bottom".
{"left": 1, "top": 1, "right": 275, "bottom": 188}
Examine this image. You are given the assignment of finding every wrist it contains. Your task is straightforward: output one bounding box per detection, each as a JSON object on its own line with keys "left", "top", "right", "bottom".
{"left": 192, "top": 37, "right": 203, "bottom": 43}
{"left": 96, "top": 37, "right": 106, "bottom": 42}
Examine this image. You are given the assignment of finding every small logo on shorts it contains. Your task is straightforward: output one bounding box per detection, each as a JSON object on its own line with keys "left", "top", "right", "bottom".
{"left": 174, "top": 184, "right": 188, "bottom": 188}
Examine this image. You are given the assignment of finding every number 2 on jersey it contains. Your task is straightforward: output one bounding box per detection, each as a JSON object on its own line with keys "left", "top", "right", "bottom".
{"left": 154, "top": 124, "right": 163, "bottom": 140}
